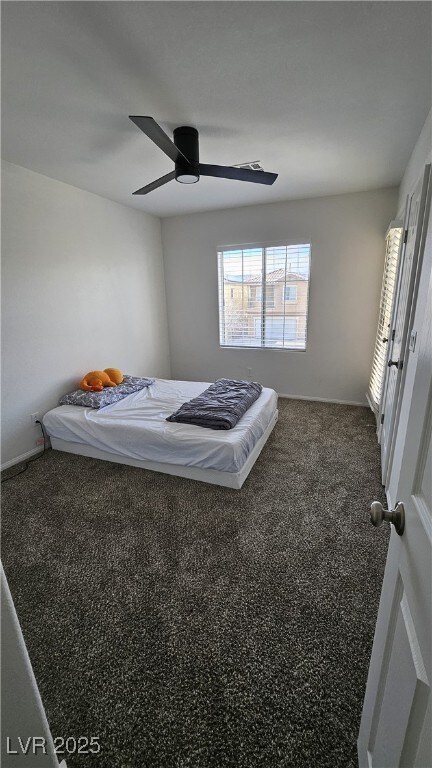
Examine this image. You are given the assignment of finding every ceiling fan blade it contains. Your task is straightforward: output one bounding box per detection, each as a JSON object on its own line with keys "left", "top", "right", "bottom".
{"left": 199, "top": 163, "right": 278, "bottom": 186}
{"left": 129, "top": 116, "right": 189, "bottom": 164}
{"left": 132, "top": 171, "right": 176, "bottom": 195}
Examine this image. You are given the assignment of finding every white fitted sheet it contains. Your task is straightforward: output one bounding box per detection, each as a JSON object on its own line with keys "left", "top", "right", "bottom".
{"left": 43, "top": 379, "right": 278, "bottom": 473}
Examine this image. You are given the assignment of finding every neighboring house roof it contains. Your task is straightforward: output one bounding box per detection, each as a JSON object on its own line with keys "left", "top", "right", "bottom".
{"left": 225, "top": 269, "right": 306, "bottom": 284}
{"left": 224, "top": 276, "right": 244, "bottom": 284}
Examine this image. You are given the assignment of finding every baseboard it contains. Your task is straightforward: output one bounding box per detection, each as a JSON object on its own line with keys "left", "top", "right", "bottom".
{"left": 1, "top": 446, "right": 45, "bottom": 472}
{"left": 277, "top": 392, "right": 367, "bottom": 407}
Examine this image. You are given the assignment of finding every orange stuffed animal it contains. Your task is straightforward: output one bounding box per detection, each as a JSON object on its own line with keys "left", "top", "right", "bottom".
{"left": 104, "top": 368, "right": 123, "bottom": 385}
{"left": 79, "top": 368, "right": 123, "bottom": 392}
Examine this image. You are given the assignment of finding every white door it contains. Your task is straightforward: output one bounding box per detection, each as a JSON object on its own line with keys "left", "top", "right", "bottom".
{"left": 1, "top": 565, "right": 65, "bottom": 767}
{"left": 379, "top": 165, "right": 431, "bottom": 485}
{"left": 358, "top": 211, "right": 432, "bottom": 767}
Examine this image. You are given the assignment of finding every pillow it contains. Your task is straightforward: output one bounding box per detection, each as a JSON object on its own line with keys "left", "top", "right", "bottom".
{"left": 59, "top": 375, "right": 154, "bottom": 409}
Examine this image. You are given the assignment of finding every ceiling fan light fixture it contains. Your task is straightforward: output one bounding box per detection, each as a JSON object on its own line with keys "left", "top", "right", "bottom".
{"left": 175, "top": 170, "right": 200, "bottom": 184}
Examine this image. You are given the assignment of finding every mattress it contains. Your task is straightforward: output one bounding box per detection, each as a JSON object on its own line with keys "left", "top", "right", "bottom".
{"left": 43, "top": 378, "right": 278, "bottom": 474}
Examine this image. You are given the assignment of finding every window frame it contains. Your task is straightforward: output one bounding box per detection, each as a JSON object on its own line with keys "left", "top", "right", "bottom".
{"left": 217, "top": 239, "right": 311, "bottom": 352}
{"left": 265, "top": 285, "right": 275, "bottom": 308}
{"left": 283, "top": 285, "right": 298, "bottom": 303}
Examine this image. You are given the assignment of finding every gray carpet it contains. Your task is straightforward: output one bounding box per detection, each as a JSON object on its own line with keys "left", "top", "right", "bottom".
{"left": 1, "top": 398, "right": 389, "bottom": 768}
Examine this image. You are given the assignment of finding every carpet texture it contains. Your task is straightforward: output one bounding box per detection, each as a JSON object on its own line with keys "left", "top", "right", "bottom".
{"left": 1, "top": 398, "right": 389, "bottom": 768}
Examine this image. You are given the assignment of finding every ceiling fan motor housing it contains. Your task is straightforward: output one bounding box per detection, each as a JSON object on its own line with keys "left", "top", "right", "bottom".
{"left": 174, "top": 126, "right": 200, "bottom": 183}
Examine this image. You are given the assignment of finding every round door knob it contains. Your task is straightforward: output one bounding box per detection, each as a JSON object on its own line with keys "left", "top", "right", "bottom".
{"left": 370, "top": 501, "right": 405, "bottom": 536}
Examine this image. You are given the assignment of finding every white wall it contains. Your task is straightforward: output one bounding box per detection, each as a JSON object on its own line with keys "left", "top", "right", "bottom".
{"left": 397, "top": 109, "right": 431, "bottom": 215}
{"left": 1, "top": 162, "right": 171, "bottom": 467}
{"left": 161, "top": 187, "right": 397, "bottom": 404}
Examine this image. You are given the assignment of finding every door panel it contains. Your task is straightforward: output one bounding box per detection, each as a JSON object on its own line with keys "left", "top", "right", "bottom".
{"left": 358, "top": 182, "right": 432, "bottom": 768}
{"left": 368, "top": 579, "right": 429, "bottom": 768}
{"left": 379, "top": 196, "right": 411, "bottom": 468}
{"left": 380, "top": 165, "right": 430, "bottom": 485}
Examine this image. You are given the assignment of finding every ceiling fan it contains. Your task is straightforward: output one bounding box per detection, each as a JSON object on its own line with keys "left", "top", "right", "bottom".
{"left": 129, "top": 116, "right": 278, "bottom": 195}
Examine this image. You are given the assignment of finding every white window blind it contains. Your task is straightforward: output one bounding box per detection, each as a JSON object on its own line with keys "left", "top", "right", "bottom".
{"left": 367, "top": 222, "right": 404, "bottom": 411}
{"left": 217, "top": 242, "right": 311, "bottom": 349}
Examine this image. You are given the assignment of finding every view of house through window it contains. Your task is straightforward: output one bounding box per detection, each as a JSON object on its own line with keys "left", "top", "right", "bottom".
{"left": 218, "top": 242, "right": 311, "bottom": 349}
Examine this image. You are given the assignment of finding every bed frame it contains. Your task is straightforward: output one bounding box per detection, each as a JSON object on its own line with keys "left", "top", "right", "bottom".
{"left": 50, "top": 409, "right": 278, "bottom": 489}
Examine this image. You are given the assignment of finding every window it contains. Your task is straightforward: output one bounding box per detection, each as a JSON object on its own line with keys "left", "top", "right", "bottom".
{"left": 367, "top": 221, "right": 404, "bottom": 411}
{"left": 284, "top": 285, "right": 297, "bottom": 302}
{"left": 218, "top": 242, "right": 311, "bottom": 349}
{"left": 265, "top": 286, "right": 275, "bottom": 308}
{"left": 248, "top": 286, "right": 262, "bottom": 307}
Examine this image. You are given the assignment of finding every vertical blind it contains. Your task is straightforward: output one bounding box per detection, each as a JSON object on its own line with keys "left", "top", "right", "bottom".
{"left": 367, "top": 222, "right": 403, "bottom": 411}
{"left": 217, "top": 243, "right": 311, "bottom": 349}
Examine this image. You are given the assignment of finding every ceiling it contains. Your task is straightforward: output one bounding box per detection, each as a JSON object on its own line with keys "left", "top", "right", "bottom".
{"left": 2, "top": 1, "right": 431, "bottom": 218}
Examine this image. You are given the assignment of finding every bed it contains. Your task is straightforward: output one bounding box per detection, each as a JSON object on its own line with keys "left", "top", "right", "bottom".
{"left": 43, "top": 378, "right": 278, "bottom": 489}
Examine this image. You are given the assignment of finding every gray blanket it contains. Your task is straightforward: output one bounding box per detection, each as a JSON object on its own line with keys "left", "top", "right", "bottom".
{"left": 166, "top": 378, "right": 263, "bottom": 430}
